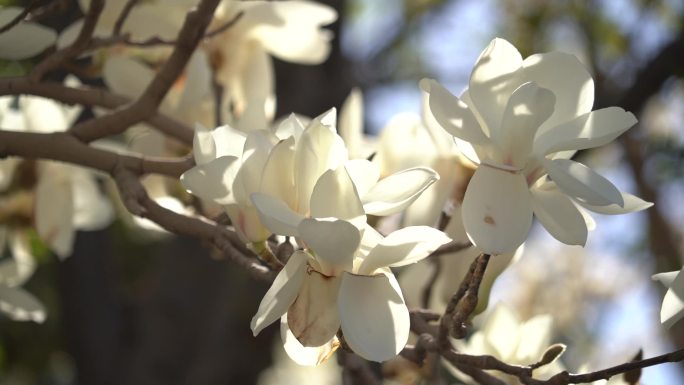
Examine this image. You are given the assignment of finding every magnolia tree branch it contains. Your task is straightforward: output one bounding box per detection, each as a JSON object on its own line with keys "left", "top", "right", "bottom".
{"left": 0, "top": 77, "right": 194, "bottom": 144}
{"left": 70, "top": 0, "right": 221, "bottom": 143}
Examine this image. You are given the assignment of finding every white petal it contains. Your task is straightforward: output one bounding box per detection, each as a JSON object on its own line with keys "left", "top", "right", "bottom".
{"left": 178, "top": 51, "right": 212, "bottom": 109}
{"left": 22, "top": 96, "right": 75, "bottom": 133}
{"left": 294, "top": 122, "right": 348, "bottom": 214}
{"left": 531, "top": 185, "right": 587, "bottom": 246}
{"left": 70, "top": 168, "right": 114, "bottom": 231}
{"left": 260, "top": 137, "right": 296, "bottom": 208}
{"left": 180, "top": 156, "right": 240, "bottom": 204}
{"left": 362, "top": 167, "right": 439, "bottom": 216}
{"left": 242, "top": 1, "right": 337, "bottom": 64}
{"left": 298, "top": 218, "right": 359, "bottom": 276}
{"left": 250, "top": 193, "right": 304, "bottom": 236}
{"left": 543, "top": 158, "right": 624, "bottom": 207}
{"left": 660, "top": 269, "right": 684, "bottom": 329}
{"left": 358, "top": 226, "right": 451, "bottom": 275}
{"left": 481, "top": 303, "right": 520, "bottom": 360}
{"left": 103, "top": 56, "right": 155, "bottom": 100}
{"left": 122, "top": 3, "right": 186, "bottom": 41}
{"left": 468, "top": 38, "right": 523, "bottom": 133}
{"left": 495, "top": 82, "right": 555, "bottom": 168}
{"left": 0, "top": 231, "right": 35, "bottom": 287}
{"left": 0, "top": 285, "right": 46, "bottom": 323}
{"left": 521, "top": 52, "right": 594, "bottom": 134}
{"left": 0, "top": 7, "right": 56, "bottom": 60}
{"left": 338, "top": 88, "right": 364, "bottom": 158}
{"left": 653, "top": 271, "right": 679, "bottom": 288}
{"left": 193, "top": 123, "right": 217, "bottom": 165}
{"left": 225, "top": 204, "right": 271, "bottom": 243}
{"left": 534, "top": 107, "right": 637, "bottom": 156}
{"left": 288, "top": 273, "right": 341, "bottom": 347}
{"left": 462, "top": 166, "right": 532, "bottom": 254}
{"left": 338, "top": 272, "right": 409, "bottom": 362}
{"left": 515, "top": 314, "right": 553, "bottom": 362}
{"left": 281, "top": 316, "right": 339, "bottom": 366}
{"left": 344, "top": 159, "right": 380, "bottom": 198}
{"left": 420, "top": 79, "right": 489, "bottom": 144}
{"left": 576, "top": 192, "right": 652, "bottom": 215}
{"left": 251, "top": 250, "right": 309, "bottom": 336}
{"left": 275, "top": 114, "right": 306, "bottom": 140}
{"left": 233, "top": 130, "right": 279, "bottom": 204}
{"left": 309, "top": 167, "right": 365, "bottom": 224}
{"left": 212, "top": 124, "right": 248, "bottom": 158}
{"left": 230, "top": 46, "right": 274, "bottom": 131}
{"left": 35, "top": 164, "right": 74, "bottom": 259}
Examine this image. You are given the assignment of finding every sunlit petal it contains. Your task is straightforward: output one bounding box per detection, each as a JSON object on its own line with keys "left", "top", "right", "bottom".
{"left": 281, "top": 316, "right": 339, "bottom": 366}
{"left": 180, "top": 156, "right": 240, "bottom": 204}
{"left": 362, "top": 167, "right": 439, "bottom": 216}
{"left": 531, "top": 185, "right": 587, "bottom": 246}
{"left": 251, "top": 193, "right": 304, "bottom": 236}
{"left": 543, "top": 158, "right": 624, "bottom": 207}
{"left": 298, "top": 218, "right": 359, "bottom": 275}
{"left": 288, "top": 273, "right": 341, "bottom": 347}
{"left": 310, "top": 167, "right": 365, "bottom": 224}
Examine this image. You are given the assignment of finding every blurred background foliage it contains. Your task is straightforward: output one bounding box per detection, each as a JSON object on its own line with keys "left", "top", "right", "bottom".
{"left": 1, "top": 0, "right": 684, "bottom": 384}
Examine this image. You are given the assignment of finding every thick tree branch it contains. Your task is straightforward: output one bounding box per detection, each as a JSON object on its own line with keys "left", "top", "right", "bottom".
{"left": 70, "top": 0, "right": 221, "bottom": 143}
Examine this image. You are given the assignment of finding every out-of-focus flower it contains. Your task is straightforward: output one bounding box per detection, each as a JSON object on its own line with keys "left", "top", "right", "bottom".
{"left": 423, "top": 38, "right": 651, "bottom": 254}
{"left": 447, "top": 303, "right": 563, "bottom": 384}
{"left": 257, "top": 338, "right": 342, "bottom": 385}
{"left": 207, "top": 0, "right": 337, "bottom": 130}
{"left": 251, "top": 218, "right": 450, "bottom": 364}
{"left": 0, "top": 6, "right": 57, "bottom": 60}
{"left": 653, "top": 267, "right": 684, "bottom": 329}
{"left": 0, "top": 228, "right": 45, "bottom": 323}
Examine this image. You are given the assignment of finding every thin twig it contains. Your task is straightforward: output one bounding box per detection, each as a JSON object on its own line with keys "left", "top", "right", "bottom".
{"left": 112, "top": 0, "right": 140, "bottom": 36}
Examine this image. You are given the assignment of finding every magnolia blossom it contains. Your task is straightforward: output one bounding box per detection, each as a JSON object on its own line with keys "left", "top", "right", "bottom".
{"left": 653, "top": 267, "right": 684, "bottom": 329}
{"left": 251, "top": 218, "right": 450, "bottom": 364}
{"left": 423, "top": 38, "right": 652, "bottom": 254}
{"left": 0, "top": 229, "right": 45, "bottom": 323}
{"left": 0, "top": 6, "right": 57, "bottom": 60}
{"left": 447, "top": 303, "right": 564, "bottom": 384}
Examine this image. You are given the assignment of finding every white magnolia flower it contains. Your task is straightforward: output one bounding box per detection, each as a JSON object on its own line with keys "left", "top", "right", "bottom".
{"left": 251, "top": 218, "right": 450, "bottom": 364}
{"left": 0, "top": 6, "right": 57, "bottom": 60}
{"left": 0, "top": 229, "right": 45, "bottom": 323}
{"left": 207, "top": 0, "right": 337, "bottom": 130}
{"left": 653, "top": 267, "right": 684, "bottom": 329}
{"left": 447, "top": 303, "right": 563, "bottom": 384}
{"left": 423, "top": 38, "right": 651, "bottom": 254}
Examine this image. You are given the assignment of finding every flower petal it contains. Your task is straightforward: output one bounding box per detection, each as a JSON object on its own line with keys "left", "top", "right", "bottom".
{"left": 462, "top": 166, "right": 532, "bottom": 254}
{"left": 0, "top": 285, "right": 46, "bottom": 323}
{"left": 0, "top": 7, "right": 56, "bottom": 60}
{"left": 338, "top": 272, "right": 409, "bottom": 362}
{"left": 420, "top": 79, "right": 489, "bottom": 144}
{"left": 193, "top": 123, "right": 217, "bottom": 165}
{"left": 468, "top": 38, "right": 523, "bottom": 133}
{"left": 310, "top": 167, "right": 365, "bottom": 224}
{"left": 0, "top": 231, "right": 35, "bottom": 288}
{"left": 362, "top": 167, "right": 439, "bottom": 216}
{"left": 495, "top": 82, "right": 555, "bottom": 168}
{"left": 298, "top": 218, "right": 360, "bottom": 275}
{"left": 543, "top": 158, "right": 624, "bottom": 207}
{"left": 288, "top": 273, "right": 341, "bottom": 347}
{"left": 211, "top": 123, "right": 248, "bottom": 158}
{"left": 575, "top": 192, "right": 652, "bottom": 215}
{"left": 521, "top": 52, "right": 594, "bottom": 134}
{"left": 339, "top": 88, "right": 364, "bottom": 158}
{"left": 534, "top": 107, "right": 637, "bottom": 156}
{"left": 531, "top": 184, "right": 588, "bottom": 246}
{"left": 251, "top": 250, "right": 309, "bottom": 336}
{"left": 180, "top": 156, "right": 240, "bottom": 204}
{"left": 653, "top": 271, "right": 678, "bottom": 288}
{"left": 281, "top": 315, "right": 339, "bottom": 366}
{"left": 103, "top": 56, "right": 155, "bottom": 100}
{"left": 250, "top": 193, "right": 304, "bottom": 236}
{"left": 358, "top": 226, "right": 451, "bottom": 275}
{"left": 35, "top": 163, "right": 74, "bottom": 259}
{"left": 660, "top": 268, "right": 684, "bottom": 329}
{"left": 345, "top": 159, "right": 380, "bottom": 198}
{"left": 260, "top": 137, "right": 296, "bottom": 208}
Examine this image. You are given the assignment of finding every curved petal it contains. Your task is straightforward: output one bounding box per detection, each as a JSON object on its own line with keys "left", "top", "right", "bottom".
{"left": 338, "top": 272, "right": 409, "bottom": 362}
{"left": 193, "top": 123, "right": 217, "bottom": 165}
{"left": 310, "top": 167, "right": 364, "bottom": 224}
{"left": 35, "top": 164, "right": 74, "bottom": 259}
{"left": 70, "top": 168, "right": 114, "bottom": 231}
{"left": 242, "top": 1, "right": 337, "bottom": 64}
{"left": 260, "top": 137, "right": 296, "bottom": 207}
{"left": 362, "top": 167, "right": 439, "bottom": 216}
{"left": 534, "top": 107, "right": 637, "bottom": 156}
{"left": 298, "top": 218, "right": 359, "bottom": 275}
{"left": 660, "top": 268, "right": 684, "bottom": 329}
{"left": 468, "top": 38, "right": 523, "bottom": 134}
{"left": 462, "top": 166, "right": 532, "bottom": 254}
{"left": 178, "top": 51, "right": 212, "bottom": 109}
{"left": 0, "top": 286, "right": 46, "bottom": 323}
{"left": 288, "top": 273, "right": 341, "bottom": 347}
{"left": 250, "top": 193, "right": 304, "bottom": 236}
{"left": 358, "top": 226, "right": 451, "bottom": 275}
{"left": 281, "top": 316, "right": 339, "bottom": 366}
{"left": 103, "top": 56, "right": 155, "bottom": 100}
{"left": 531, "top": 185, "right": 587, "bottom": 246}
{"left": 339, "top": 88, "right": 364, "bottom": 158}
{"left": 495, "top": 82, "right": 555, "bottom": 168}
{"left": 575, "top": 192, "right": 652, "bottom": 215}
{"left": 543, "top": 158, "right": 623, "bottom": 207}
{"left": 0, "top": 7, "right": 56, "bottom": 60}
{"left": 345, "top": 159, "right": 380, "bottom": 198}
{"left": 251, "top": 250, "right": 309, "bottom": 336}
{"left": 421, "top": 79, "right": 489, "bottom": 144}
{"left": 180, "top": 156, "right": 240, "bottom": 204}
{"left": 0, "top": 231, "right": 35, "bottom": 288}
{"left": 653, "top": 271, "right": 679, "bottom": 289}
{"left": 521, "top": 52, "right": 594, "bottom": 134}
{"left": 211, "top": 124, "right": 248, "bottom": 158}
